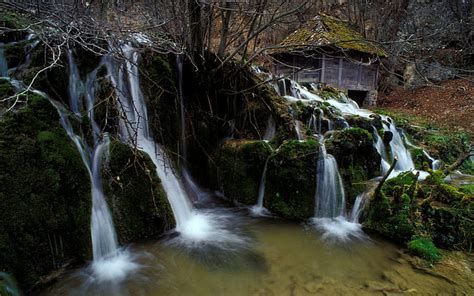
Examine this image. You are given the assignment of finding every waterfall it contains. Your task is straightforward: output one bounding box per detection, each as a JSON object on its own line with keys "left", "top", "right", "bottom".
{"left": 54, "top": 51, "right": 137, "bottom": 281}
{"left": 314, "top": 142, "right": 346, "bottom": 218}
{"left": 0, "top": 44, "right": 9, "bottom": 77}
{"left": 382, "top": 120, "right": 415, "bottom": 171}
{"left": 105, "top": 45, "right": 249, "bottom": 248}
{"left": 402, "top": 130, "right": 442, "bottom": 170}
{"left": 107, "top": 45, "right": 193, "bottom": 231}
{"left": 350, "top": 192, "right": 368, "bottom": 223}
{"left": 67, "top": 50, "right": 83, "bottom": 115}
{"left": 294, "top": 120, "right": 304, "bottom": 140}
{"left": 263, "top": 116, "right": 276, "bottom": 141}
{"left": 250, "top": 157, "right": 271, "bottom": 216}
{"left": 372, "top": 126, "right": 391, "bottom": 174}
{"left": 90, "top": 136, "right": 119, "bottom": 259}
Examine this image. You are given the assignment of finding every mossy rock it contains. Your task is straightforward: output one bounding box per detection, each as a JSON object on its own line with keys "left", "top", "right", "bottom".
{"left": 0, "top": 93, "right": 91, "bottom": 290}
{"left": 0, "top": 12, "right": 29, "bottom": 43}
{"left": 103, "top": 140, "right": 175, "bottom": 243}
{"left": 407, "top": 237, "right": 442, "bottom": 263}
{"left": 212, "top": 140, "right": 273, "bottom": 205}
{"left": 3, "top": 41, "right": 27, "bottom": 69}
{"left": 326, "top": 128, "right": 380, "bottom": 202}
{"left": 139, "top": 49, "right": 179, "bottom": 160}
{"left": 365, "top": 170, "right": 473, "bottom": 251}
{"left": 265, "top": 139, "right": 320, "bottom": 219}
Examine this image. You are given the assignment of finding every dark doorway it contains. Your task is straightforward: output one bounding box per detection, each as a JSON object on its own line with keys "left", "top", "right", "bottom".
{"left": 348, "top": 90, "right": 368, "bottom": 107}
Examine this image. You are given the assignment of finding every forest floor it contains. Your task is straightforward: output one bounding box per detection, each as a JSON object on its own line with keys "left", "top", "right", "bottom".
{"left": 375, "top": 77, "right": 474, "bottom": 136}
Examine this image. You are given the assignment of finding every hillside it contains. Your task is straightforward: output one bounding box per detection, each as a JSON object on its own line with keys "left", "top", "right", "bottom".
{"left": 378, "top": 77, "right": 474, "bottom": 136}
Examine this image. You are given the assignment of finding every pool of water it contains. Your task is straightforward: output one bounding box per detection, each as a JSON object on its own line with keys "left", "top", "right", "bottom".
{"left": 41, "top": 208, "right": 471, "bottom": 295}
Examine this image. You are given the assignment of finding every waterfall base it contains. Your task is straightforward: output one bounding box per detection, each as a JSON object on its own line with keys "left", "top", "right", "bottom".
{"left": 89, "top": 250, "right": 139, "bottom": 283}
{"left": 310, "top": 217, "right": 366, "bottom": 242}
{"left": 248, "top": 205, "right": 272, "bottom": 217}
{"left": 170, "top": 209, "right": 250, "bottom": 250}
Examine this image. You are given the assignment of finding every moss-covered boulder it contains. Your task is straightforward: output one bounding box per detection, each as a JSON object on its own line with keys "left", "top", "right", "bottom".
{"left": 326, "top": 128, "right": 380, "bottom": 203}
{"left": 0, "top": 92, "right": 91, "bottom": 290}
{"left": 103, "top": 141, "right": 175, "bottom": 244}
{"left": 212, "top": 140, "right": 272, "bottom": 205}
{"left": 265, "top": 139, "right": 320, "bottom": 219}
{"left": 364, "top": 171, "right": 473, "bottom": 261}
{"left": 0, "top": 12, "right": 29, "bottom": 43}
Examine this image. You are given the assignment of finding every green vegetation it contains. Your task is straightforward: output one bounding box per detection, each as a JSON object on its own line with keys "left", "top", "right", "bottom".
{"left": 408, "top": 237, "right": 442, "bottom": 262}
{"left": 103, "top": 141, "right": 175, "bottom": 243}
{"left": 0, "top": 92, "right": 92, "bottom": 289}
{"left": 326, "top": 128, "right": 380, "bottom": 202}
{"left": 365, "top": 170, "right": 473, "bottom": 261}
{"left": 266, "top": 139, "right": 319, "bottom": 219}
{"left": 276, "top": 14, "right": 386, "bottom": 56}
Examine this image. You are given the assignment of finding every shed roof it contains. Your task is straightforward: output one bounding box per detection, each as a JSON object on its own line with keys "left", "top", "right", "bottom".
{"left": 272, "top": 14, "right": 386, "bottom": 57}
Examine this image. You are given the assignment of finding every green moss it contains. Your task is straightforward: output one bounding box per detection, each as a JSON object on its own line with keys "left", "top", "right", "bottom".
{"left": 408, "top": 237, "right": 442, "bottom": 262}
{"left": 213, "top": 140, "right": 272, "bottom": 205}
{"left": 265, "top": 140, "right": 319, "bottom": 219}
{"left": 275, "top": 14, "right": 386, "bottom": 56}
{"left": 103, "top": 141, "right": 175, "bottom": 243}
{"left": 0, "top": 12, "right": 29, "bottom": 43}
{"left": 3, "top": 42, "right": 27, "bottom": 69}
{"left": 459, "top": 184, "right": 474, "bottom": 196}
{"left": 0, "top": 79, "right": 15, "bottom": 99}
{"left": 326, "top": 128, "right": 379, "bottom": 201}
{"left": 0, "top": 94, "right": 91, "bottom": 290}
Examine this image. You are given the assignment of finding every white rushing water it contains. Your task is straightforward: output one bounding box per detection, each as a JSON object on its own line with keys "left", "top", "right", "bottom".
{"left": 372, "top": 126, "right": 391, "bottom": 174}
{"left": 314, "top": 142, "right": 346, "bottom": 218}
{"left": 250, "top": 157, "right": 271, "bottom": 216}
{"left": 57, "top": 52, "right": 138, "bottom": 282}
{"left": 67, "top": 49, "right": 83, "bottom": 115}
{"left": 107, "top": 44, "right": 248, "bottom": 248}
{"left": 263, "top": 116, "right": 276, "bottom": 141}
{"left": 0, "top": 44, "right": 8, "bottom": 77}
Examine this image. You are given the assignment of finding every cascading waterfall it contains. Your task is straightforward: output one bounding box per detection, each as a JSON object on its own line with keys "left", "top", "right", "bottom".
{"left": 372, "top": 126, "right": 390, "bottom": 174}
{"left": 106, "top": 44, "right": 247, "bottom": 247}
{"left": 314, "top": 142, "right": 346, "bottom": 218}
{"left": 350, "top": 192, "right": 369, "bottom": 223}
{"left": 250, "top": 157, "right": 271, "bottom": 216}
{"left": 56, "top": 52, "right": 137, "bottom": 282}
{"left": 0, "top": 44, "right": 9, "bottom": 77}
{"left": 263, "top": 116, "right": 276, "bottom": 141}
{"left": 67, "top": 50, "right": 83, "bottom": 115}
{"left": 382, "top": 120, "right": 415, "bottom": 171}
{"left": 107, "top": 45, "right": 193, "bottom": 230}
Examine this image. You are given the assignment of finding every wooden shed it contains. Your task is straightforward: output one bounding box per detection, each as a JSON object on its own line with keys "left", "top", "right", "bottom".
{"left": 269, "top": 14, "right": 386, "bottom": 106}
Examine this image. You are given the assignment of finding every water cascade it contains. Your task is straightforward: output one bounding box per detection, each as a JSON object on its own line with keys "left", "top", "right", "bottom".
{"left": 61, "top": 53, "right": 137, "bottom": 281}
{"left": 67, "top": 50, "right": 83, "bottom": 115}
{"left": 107, "top": 45, "right": 247, "bottom": 247}
{"left": 0, "top": 44, "right": 9, "bottom": 77}
{"left": 263, "top": 116, "right": 276, "bottom": 141}
{"left": 372, "top": 126, "right": 391, "bottom": 174}
{"left": 314, "top": 141, "right": 346, "bottom": 218}
{"left": 250, "top": 157, "right": 271, "bottom": 216}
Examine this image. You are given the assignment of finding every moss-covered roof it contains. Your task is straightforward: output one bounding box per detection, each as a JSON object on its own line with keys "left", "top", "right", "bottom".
{"left": 272, "top": 14, "right": 386, "bottom": 57}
